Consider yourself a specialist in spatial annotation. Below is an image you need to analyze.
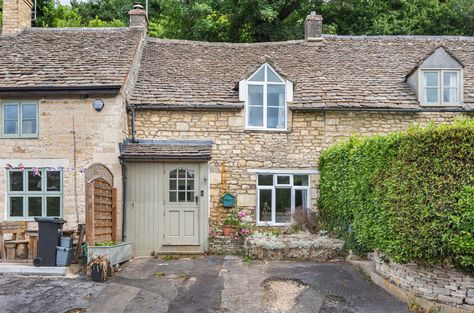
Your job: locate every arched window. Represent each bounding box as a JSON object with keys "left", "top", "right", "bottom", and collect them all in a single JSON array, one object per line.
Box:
[{"left": 242, "top": 64, "right": 289, "bottom": 130}]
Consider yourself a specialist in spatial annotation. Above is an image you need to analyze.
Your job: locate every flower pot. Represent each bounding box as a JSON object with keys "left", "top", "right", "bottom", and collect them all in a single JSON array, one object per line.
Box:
[
  {"left": 222, "top": 225, "right": 237, "bottom": 237},
  {"left": 91, "top": 263, "right": 108, "bottom": 282}
]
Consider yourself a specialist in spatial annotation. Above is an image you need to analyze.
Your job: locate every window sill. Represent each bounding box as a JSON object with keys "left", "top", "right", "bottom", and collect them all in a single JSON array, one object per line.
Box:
[
  {"left": 419, "top": 103, "right": 464, "bottom": 108},
  {"left": 244, "top": 128, "right": 290, "bottom": 134},
  {"left": 1, "top": 136, "right": 39, "bottom": 139},
  {"left": 256, "top": 222, "right": 291, "bottom": 227}
]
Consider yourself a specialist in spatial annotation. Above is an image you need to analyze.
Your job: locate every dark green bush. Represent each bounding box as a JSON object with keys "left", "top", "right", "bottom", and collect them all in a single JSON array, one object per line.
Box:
[{"left": 318, "top": 118, "right": 474, "bottom": 272}]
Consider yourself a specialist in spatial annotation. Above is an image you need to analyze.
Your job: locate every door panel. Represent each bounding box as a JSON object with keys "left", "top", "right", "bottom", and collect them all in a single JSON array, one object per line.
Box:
[{"left": 164, "top": 163, "right": 200, "bottom": 245}]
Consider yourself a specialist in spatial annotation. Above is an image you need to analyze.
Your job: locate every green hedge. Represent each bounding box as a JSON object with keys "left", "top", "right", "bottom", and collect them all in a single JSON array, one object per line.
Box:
[{"left": 318, "top": 119, "right": 474, "bottom": 272}]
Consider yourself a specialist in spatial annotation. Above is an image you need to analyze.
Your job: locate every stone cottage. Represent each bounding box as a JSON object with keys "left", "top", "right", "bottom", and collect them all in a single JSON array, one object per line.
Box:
[{"left": 0, "top": 1, "right": 473, "bottom": 256}]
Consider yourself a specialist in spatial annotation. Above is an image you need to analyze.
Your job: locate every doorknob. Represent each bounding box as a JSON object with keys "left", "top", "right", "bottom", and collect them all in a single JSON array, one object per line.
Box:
[{"left": 195, "top": 195, "right": 199, "bottom": 204}]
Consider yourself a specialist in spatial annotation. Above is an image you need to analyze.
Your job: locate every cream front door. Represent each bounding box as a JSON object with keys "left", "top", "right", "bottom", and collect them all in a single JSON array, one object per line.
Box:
[{"left": 163, "top": 164, "right": 200, "bottom": 245}]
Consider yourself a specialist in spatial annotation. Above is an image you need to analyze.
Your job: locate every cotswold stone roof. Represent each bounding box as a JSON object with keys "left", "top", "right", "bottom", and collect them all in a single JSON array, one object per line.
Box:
[
  {"left": 130, "top": 36, "right": 474, "bottom": 111},
  {"left": 0, "top": 27, "right": 143, "bottom": 90},
  {"left": 121, "top": 140, "right": 213, "bottom": 160}
]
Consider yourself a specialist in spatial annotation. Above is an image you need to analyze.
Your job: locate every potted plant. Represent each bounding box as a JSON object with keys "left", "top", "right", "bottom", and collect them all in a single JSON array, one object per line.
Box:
[
  {"left": 88, "top": 255, "right": 110, "bottom": 282},
  {"left": 222, "top": 211, "right": 239, "bottom": 236}
]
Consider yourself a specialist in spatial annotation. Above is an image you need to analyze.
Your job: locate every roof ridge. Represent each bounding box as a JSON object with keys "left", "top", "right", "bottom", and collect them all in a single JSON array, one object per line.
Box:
[
  {"left": 146, "top": 37, "right": 305, "bottom": 47},
  {"left": 25, "top": 27, "right": 131, "bottom": 32}
]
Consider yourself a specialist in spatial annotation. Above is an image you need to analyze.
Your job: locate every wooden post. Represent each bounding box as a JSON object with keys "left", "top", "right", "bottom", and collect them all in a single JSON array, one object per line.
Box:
[
  {"left": 86, "top": 183, "right": 95, "bottom": 245},
  {"left": 112, "top": 188, "right": 117, "bottom": 242}
]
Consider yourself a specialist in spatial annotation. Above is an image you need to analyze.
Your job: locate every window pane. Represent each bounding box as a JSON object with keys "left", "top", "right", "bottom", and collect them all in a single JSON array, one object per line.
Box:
[
  {"left": 4, "top": 104, "right": 18, "bottom": 120},
  {"left": 295, "top": 189, "right": 309, "bottom": 209},
  {"left": 170, "top": 179, "right": 177, "bottom": 190},
  {"left": 10, "top": 197, "right": 24, "bottom": 217},
  {"left": 187, "top": 192, "right": 194, "bottom": 202},
  {"left": 178, "top": 192, "right": 186, "bottom": 202},
  {"left": 186, "top": 170, "right": 194, "bottom": 178},
  {"left": 22, "top": 119, "right": 37, "bottom": 135},
  {"left": 425, "top": 88, "right": 438, "bottom": 103},
  {"left": 170, "top": 169, "right": 177, "bottom": 179},
  {"left": 443, "top": 71, "right": 458, "bottom": 88},
  {"left": 178, "top": 180, "right": 186, "bottom": 190},
  {"left": 28, "top": 171, "right": 42, "bottom": 191},
  {"left": 9, "top": 171, "right": 23, "bottom": 191},
  {"left": 22, "top": 104, "right": 37, "bottom": 119},
  {"left": 249, "top": 67, "right": 265, "bottom": 82},
  {"left": 47, "top": 197, "right": 61, "bottom": 216},
  {"left": 294, "top": 175, "right": 309, "bottom": 186},
  {"left": 187, "top": 179, "right": 194, "bottom": 191},
  {"left": 4, "top": 120, "right": 18, "bottom": 135},
  {"left": 249, "top": 85, "right": 263, "bottom": 106},
  {"left": 267, "top": 85, "right": 285, "bottom": 107},
  {"left": 424, "top": 72, "right": 438, "bottom": 87},
  {"left": 267, "top": 85, "right": 285, "bottom": 129},
  {"left": 267, "top": 68, "right": 283, "bottom": 83},
  {"left": 258, "top": 175, "right": 273, "bottom": 186},
  {"left": 275, "top": 188, "right": 291, "bottom": 223},
  {"left": 259, "top": 189, "right": 272, "bottom": 222},
  {"left": 47, "top": 171, "right": 61, "bottom": 191},
  {"left": 178, "top": 169, "right": 186, "bottom": 178},
  {"left": 443, "top": 87, "right": 459, "bottom": 103},
  {"left": 170, "top": 192, "right": 177, "bottom": 202},
  {"left": 276, "top": 176, "right": 290, "bottom": 185},
  {"left": 248, "top": 106, "right": 263, "bottom": 127},
  {"left": 28, "top": 197, "right": 42, "bottom": 217}
]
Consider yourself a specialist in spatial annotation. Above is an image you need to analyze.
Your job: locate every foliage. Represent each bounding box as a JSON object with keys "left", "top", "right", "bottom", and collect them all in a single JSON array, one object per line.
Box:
[
  {"left": 94, "top": 241, "right": 117, "bottom": 246},
  {"left": 2, "top": 0, "right": 474, "bottom": 41},
  {"left": 318, "top": 119, "right": 474, "bottom": 272},
  {"left": 286, "top": 208, "right": 320, "bottom": 234}
]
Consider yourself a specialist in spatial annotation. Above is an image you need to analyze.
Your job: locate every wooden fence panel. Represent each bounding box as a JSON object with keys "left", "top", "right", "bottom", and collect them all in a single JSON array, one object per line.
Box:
[{"left": 86, "top": 179, "right": 117, "bottom": 245}]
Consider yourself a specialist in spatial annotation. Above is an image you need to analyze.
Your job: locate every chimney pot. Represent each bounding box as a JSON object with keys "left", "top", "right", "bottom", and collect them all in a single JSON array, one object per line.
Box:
[
  {"left": 2, "top": 0, "right": 33, "bottom": 35},
  {"left": 305, "top": 11, "right": 323, "bottom": 42},
  {"left": 128, "top": 3, "right": 147, "bottom": 28}
]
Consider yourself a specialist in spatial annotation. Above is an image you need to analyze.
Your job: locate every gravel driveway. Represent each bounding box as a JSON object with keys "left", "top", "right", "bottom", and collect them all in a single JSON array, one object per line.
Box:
[{"left": 0, "top": 256, "right": 408, "bottom": 313}]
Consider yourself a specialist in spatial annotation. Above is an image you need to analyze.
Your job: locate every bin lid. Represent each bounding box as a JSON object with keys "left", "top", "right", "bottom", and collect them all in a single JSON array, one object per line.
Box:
[{"left": 34, "top": 217, "right": 67, "bottom": 224}]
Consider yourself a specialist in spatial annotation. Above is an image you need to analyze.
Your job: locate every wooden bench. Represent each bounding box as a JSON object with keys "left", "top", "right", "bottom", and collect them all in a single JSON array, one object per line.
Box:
[{"left": 0, "top": 221, "right": 29, "bottom": 260}]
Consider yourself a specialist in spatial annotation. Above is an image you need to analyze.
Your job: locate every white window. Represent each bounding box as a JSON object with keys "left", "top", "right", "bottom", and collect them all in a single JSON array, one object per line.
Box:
[
  {"left": 256, "top": 173, "right": 311, "bottom": 225},
  {"left": 421, "top": 70, "right": 461, "bottom": 105},
  {"left": 7, "top": 169, "right": 62, "bottom": 219},
  {"left": 244, "top": 64, "right": 288, "bottom": 130},
  {"left": 2, "top": 102, "right": 39, "bottom": 138}
]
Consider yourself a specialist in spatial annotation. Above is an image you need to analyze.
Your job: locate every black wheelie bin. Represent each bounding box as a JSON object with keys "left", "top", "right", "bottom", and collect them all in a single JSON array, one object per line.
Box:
[{"left": 33, "top": 217, "right": 66, "bottom": 266}]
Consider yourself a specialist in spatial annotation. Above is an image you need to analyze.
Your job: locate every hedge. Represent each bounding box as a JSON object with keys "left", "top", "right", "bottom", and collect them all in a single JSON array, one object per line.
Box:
[{"left": 318, "top": 119, "right": 474, "bottom": 272}]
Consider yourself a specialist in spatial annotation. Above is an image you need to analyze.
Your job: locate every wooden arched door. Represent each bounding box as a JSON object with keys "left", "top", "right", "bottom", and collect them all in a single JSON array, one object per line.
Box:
[{"left": 86, "top": 178, "right": 117, "bottom": 245}]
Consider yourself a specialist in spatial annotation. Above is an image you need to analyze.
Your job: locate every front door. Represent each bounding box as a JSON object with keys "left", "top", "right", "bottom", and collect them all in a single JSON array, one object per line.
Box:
[{"left": 163, "top": 164, "right": 200, "bottom": 245}]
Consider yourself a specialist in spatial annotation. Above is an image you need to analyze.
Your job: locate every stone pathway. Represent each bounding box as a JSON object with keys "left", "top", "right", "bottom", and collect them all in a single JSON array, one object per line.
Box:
[{"left": 0, "top": 256, "right": 409, "bottom": 313}]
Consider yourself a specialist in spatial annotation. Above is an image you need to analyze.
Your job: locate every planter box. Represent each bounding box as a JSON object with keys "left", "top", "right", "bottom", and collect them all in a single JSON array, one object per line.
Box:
[{"left": 87, "top": 242, "right": 133, "bottom": 265}]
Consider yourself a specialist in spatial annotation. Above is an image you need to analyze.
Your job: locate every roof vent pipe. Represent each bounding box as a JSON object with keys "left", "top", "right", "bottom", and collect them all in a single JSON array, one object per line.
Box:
[{"left": 305, "top": 11, "right": 323, "bottom": 42}]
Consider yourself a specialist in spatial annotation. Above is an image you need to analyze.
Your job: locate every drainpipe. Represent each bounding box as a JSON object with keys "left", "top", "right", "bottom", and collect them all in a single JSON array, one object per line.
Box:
[
  {"left": 120, "top": 156, "right": 128, "bottom": 242},
  {"left": 131, "top": 108, "right": 137, "bottom": 143}
]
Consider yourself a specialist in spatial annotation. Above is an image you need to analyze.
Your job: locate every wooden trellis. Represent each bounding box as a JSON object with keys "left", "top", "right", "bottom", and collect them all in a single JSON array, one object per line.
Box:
[{"left": 86, "top": 178, "right": 117, "bottom": 245}]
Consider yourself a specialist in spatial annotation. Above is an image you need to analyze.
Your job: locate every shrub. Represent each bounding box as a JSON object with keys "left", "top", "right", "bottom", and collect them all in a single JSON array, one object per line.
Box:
[{"left": 318, "top": 118, "right": 474, "bottom": 272}]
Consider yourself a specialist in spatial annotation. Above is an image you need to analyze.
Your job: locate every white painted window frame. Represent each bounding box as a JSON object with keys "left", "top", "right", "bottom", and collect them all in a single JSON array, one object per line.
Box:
[
  {"left": 419, "top": 69, "right": 463, "bottom": 106},
  {"left": 1, "top": 101, "right": 39, "bottom": 138},
  {"left": 256, "top": 173, "right": 311, "bottom": 226},
  {"left": 6, "top": 168, "right": 63, "bottom": 220},
  {"left": 243, "top": 64, "right": 291, "bottom": 131}
]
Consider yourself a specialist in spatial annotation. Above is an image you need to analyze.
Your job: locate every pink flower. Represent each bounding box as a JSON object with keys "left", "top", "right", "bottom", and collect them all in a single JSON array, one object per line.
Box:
[
  {"left": 32, "top": 167, "right": 41, "bottom": 177},
  {"left": 18, "top": 164, "right": 25, "bottom": 171},
  {"left": 237, "top": 210, "right": 247, "bottom": 219}
]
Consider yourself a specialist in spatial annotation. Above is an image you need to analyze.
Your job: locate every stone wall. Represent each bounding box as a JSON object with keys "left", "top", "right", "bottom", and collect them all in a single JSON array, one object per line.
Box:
[
  {"left": 0, "top": 94, "right": 128, "bottom": 238},
  {"left": 208, "top": 236, "right": 245, "bottom": 255},
  {"left": 370, "top": 252, "right": 474, "bottom": 310},
  {"left": 132, "top": 108, "right": 470, "bottom": 226}
]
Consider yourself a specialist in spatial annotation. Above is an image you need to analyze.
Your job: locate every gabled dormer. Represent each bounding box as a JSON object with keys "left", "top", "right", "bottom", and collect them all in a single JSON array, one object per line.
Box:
[
  {"left": 407, "top": 47, "right": 464, "bottom": 107},
  {"left": 239, "top": 63, "right": 293, "bottom": 131}
]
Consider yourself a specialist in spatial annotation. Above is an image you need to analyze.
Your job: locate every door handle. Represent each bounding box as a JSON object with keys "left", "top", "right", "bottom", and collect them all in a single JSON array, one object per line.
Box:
[{"left": 195, "top": 195, "right": 199, "bottom": 204}]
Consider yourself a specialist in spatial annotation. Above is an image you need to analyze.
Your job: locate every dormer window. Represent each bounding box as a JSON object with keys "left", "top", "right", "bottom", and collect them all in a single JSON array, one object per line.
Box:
[
  {"left": 239, "top": 64, "right": 292, "bottom": 131},
  {"left": 421, "top": 70, "right": 461, "bottom": 105}
]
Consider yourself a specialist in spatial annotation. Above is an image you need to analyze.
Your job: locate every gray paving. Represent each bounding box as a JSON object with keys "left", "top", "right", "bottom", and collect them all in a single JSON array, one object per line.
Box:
[{"left": 0, "top": 256, "right": 408, "bottom": 313}]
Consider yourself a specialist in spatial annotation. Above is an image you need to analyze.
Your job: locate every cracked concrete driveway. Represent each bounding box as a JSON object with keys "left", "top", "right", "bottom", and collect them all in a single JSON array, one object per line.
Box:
[{"left": 0, "top": 256, "right": 408, "bottom": 313}]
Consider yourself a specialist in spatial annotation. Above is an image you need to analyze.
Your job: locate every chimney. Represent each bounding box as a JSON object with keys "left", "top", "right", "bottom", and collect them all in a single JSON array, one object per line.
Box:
[
  {"left": 128, "top": 3, "right": 147, "bottom": 28},
  {"left": 2, "top": 0, "right": 33, "bottom": 35},
  {"left": 304, "top": 11, "right": 323, "bottom": 41}
]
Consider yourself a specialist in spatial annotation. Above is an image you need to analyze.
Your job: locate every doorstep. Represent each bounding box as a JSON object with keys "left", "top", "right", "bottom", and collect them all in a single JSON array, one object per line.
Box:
[{"left": 0, "top": 263, "right": 73, "bottom": 276}]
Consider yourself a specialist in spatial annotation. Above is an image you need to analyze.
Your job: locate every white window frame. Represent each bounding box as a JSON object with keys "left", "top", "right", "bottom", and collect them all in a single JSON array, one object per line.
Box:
[
  {"left": 256, "top": 173, "right": 311, "bottom": 226},
  {"left": 1, "top": 101, "right": 39, "bottom": 138},
  {"left": 419, "top": 69, "right": 463, "bottom": 106},
  {"left": 243, "top": 64, "right": 289, "bottom": 131},
  {"left": 6, "top": 168, "right": 63, "bottom": 220}
]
